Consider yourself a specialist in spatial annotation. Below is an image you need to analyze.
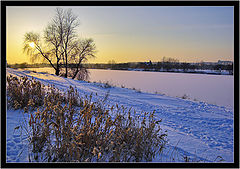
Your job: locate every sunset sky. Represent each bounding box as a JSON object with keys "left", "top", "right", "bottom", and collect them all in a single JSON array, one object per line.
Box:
[{"left": 6, "top": 6, "right": 234, "bottom": 64}]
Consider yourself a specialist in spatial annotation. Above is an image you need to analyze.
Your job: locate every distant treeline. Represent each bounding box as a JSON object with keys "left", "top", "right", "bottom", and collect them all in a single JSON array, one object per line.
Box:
[
  {"left": 8, "top": 60, "right": 233, "bottom": 75},
  {"left": 84, "top": 61, "right": 233, "bottom": 74},
  {"left": 7, "top": 62, "right": 52, "bottom": 69}
]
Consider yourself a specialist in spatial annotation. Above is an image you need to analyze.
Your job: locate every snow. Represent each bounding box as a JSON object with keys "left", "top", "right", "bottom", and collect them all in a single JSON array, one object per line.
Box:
[
  {"left": 6, "top": 68, "right": 234, "bottom": 163},
  {"left": 6, "top": 109, "right": 29, "bottom": 162},
  {"left": 21, "top": 67, "right": 234, "bottom": 108}
]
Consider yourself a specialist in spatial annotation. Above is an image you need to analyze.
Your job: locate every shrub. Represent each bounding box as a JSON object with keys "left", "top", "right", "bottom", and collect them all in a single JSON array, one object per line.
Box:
[
  {"left": 95, "top": 81, "right": 113, "bottom": 89},
  {"left": 181, "top": 94, "right": 189, "bottom": 99},
  {"left": 7, "top": 75, "right": 81, "bottom": 110},
  {"left": 27, "top": 98, "right": 167, "bottom": 162},
  {"left": 7, "top": 75, "right": 45, "bottom": 110},
  {"left": 132, "top": 87, "right": 141, "bottom": 93},
  {"left": 103, "top": 81, "right": 112, "bottom": 88},
  {"left": 60, "top": 67, "right": 89, "bottom": 81}
]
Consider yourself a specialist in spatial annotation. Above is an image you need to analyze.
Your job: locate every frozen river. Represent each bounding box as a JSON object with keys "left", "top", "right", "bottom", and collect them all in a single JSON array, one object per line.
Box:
[{"left": 21, "top": 67, "right": 234, "bottom": 109}]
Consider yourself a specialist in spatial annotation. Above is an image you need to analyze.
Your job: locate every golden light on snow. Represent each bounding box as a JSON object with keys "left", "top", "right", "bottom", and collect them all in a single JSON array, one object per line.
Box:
[{"left": 29, "top": 42, "right": 35, "bottom": 48}]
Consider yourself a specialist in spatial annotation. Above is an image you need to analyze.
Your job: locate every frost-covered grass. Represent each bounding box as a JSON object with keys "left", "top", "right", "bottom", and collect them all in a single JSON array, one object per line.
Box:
[{"left": 7, "top": 75, "right": 167, "bottom": 162}]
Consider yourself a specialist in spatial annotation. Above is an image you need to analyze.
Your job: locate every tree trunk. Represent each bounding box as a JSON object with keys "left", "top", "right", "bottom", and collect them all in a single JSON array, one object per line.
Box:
[
  {"left": 65, "top": 60, "right": 68, "bottom": 78},
  {"left": 72, "top": 58, "right": 84, "bottom": 79},
  {"left": 72, "top": 67, "right": 79, "bottom": 79},
  {"left": 55, "top": 67, "right": 60, "bottom": 76},
  {"left": 64, "top": 45, "right": 68, "bottom": 78}
]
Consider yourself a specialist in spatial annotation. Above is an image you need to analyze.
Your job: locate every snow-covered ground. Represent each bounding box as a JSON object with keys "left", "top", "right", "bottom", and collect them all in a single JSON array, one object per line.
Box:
[{"left": 6, "top": 68, "right": 234, "bottom": 163}]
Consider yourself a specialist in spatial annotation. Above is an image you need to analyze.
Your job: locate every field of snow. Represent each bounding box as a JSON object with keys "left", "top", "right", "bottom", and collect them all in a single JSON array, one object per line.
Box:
[{"left": 6, "top": 68, "right": 234, "bottom": 163}]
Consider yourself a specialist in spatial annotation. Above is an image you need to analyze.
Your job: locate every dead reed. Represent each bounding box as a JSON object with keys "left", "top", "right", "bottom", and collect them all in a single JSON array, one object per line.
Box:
[{"left": 7, "top": 75, "right": 167, "bottom": 162}]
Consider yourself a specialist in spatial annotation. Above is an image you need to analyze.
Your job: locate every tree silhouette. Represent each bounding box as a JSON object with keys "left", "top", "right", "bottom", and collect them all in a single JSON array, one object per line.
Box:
[
  {"left": 23, "top": 32, "right": 58, "bottom": 73},
  {"left": 68, "top": 38, "right": 96, "bottom": 79},
  {"left": 23, "top": 8, "right": 96, "bottom": 79}
]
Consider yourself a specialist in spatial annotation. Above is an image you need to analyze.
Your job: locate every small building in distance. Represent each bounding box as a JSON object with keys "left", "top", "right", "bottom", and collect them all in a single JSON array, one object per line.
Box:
[{"left": 217, "top": 60, "right": 233, "bottom": 65}]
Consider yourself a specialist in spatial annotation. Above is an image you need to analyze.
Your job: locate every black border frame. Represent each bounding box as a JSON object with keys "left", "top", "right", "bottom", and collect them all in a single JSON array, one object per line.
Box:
[{"left": 1, "top": 1, "right": 239, "bottom": 168}]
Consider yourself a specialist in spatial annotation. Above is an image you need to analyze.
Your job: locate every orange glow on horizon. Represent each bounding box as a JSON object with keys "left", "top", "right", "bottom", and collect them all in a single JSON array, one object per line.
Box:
[{"left": 6, "top": 6, "right": 234, "bottom": 65}]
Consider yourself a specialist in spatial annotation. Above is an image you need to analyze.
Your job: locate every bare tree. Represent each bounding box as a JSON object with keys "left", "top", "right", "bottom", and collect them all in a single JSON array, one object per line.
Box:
[
  {"left": 43, "top": 8, "right": 65, "bottom": 76},
  {"left": 23, "top": 32, "right": 59, "bottom": 74},
  {"left": 23, "top": 9, "right": 65, "bottom": 76},
  {"left": 44, "top": 8, "right": 79, "bottom": 77},
  {"left": 162, "top": 56, "right": 179, "bottom": 63},
  {"left": 60, "top": 8, "right": 79, "bottom": 78},
  {"left": 68, "top": 38, "right": 96, "bottom": 80},
  {"left": 23, "top": 8, "right": 96, "bottom": 79}
]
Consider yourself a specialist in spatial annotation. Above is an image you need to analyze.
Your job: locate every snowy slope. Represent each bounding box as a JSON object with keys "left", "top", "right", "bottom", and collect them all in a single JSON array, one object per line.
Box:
[{"left": 6, "top": 68, "right": 234, "bottom": 162}]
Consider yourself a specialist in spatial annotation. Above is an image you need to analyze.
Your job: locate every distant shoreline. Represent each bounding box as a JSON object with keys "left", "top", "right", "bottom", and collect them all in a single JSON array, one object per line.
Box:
[
  {"left": 7, "top": 60, "right": 233, "bottom": 76},
  {"left": 88, "top": 68, "right": 233, "bottom": 76},
  {"left": 16, "top": 67, "right": 233, "bottom": 76}
]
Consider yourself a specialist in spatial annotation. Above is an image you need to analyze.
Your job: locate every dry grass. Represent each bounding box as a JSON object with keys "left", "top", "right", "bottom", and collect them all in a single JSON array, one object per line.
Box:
[
  {"left": 7, "top": 75, "right": 45, "bottom": 110},
  {"left": 7, "top": 75, "right": 167, "bottom": 162}
]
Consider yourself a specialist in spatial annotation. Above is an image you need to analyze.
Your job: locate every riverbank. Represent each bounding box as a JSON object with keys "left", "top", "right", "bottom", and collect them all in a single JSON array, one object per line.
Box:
[
  {"left": 17, "top": 67, "right": 234, "bottom": 108},
  {"left": 6, "top": 68, "right": 234, "bottom": 162}
]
